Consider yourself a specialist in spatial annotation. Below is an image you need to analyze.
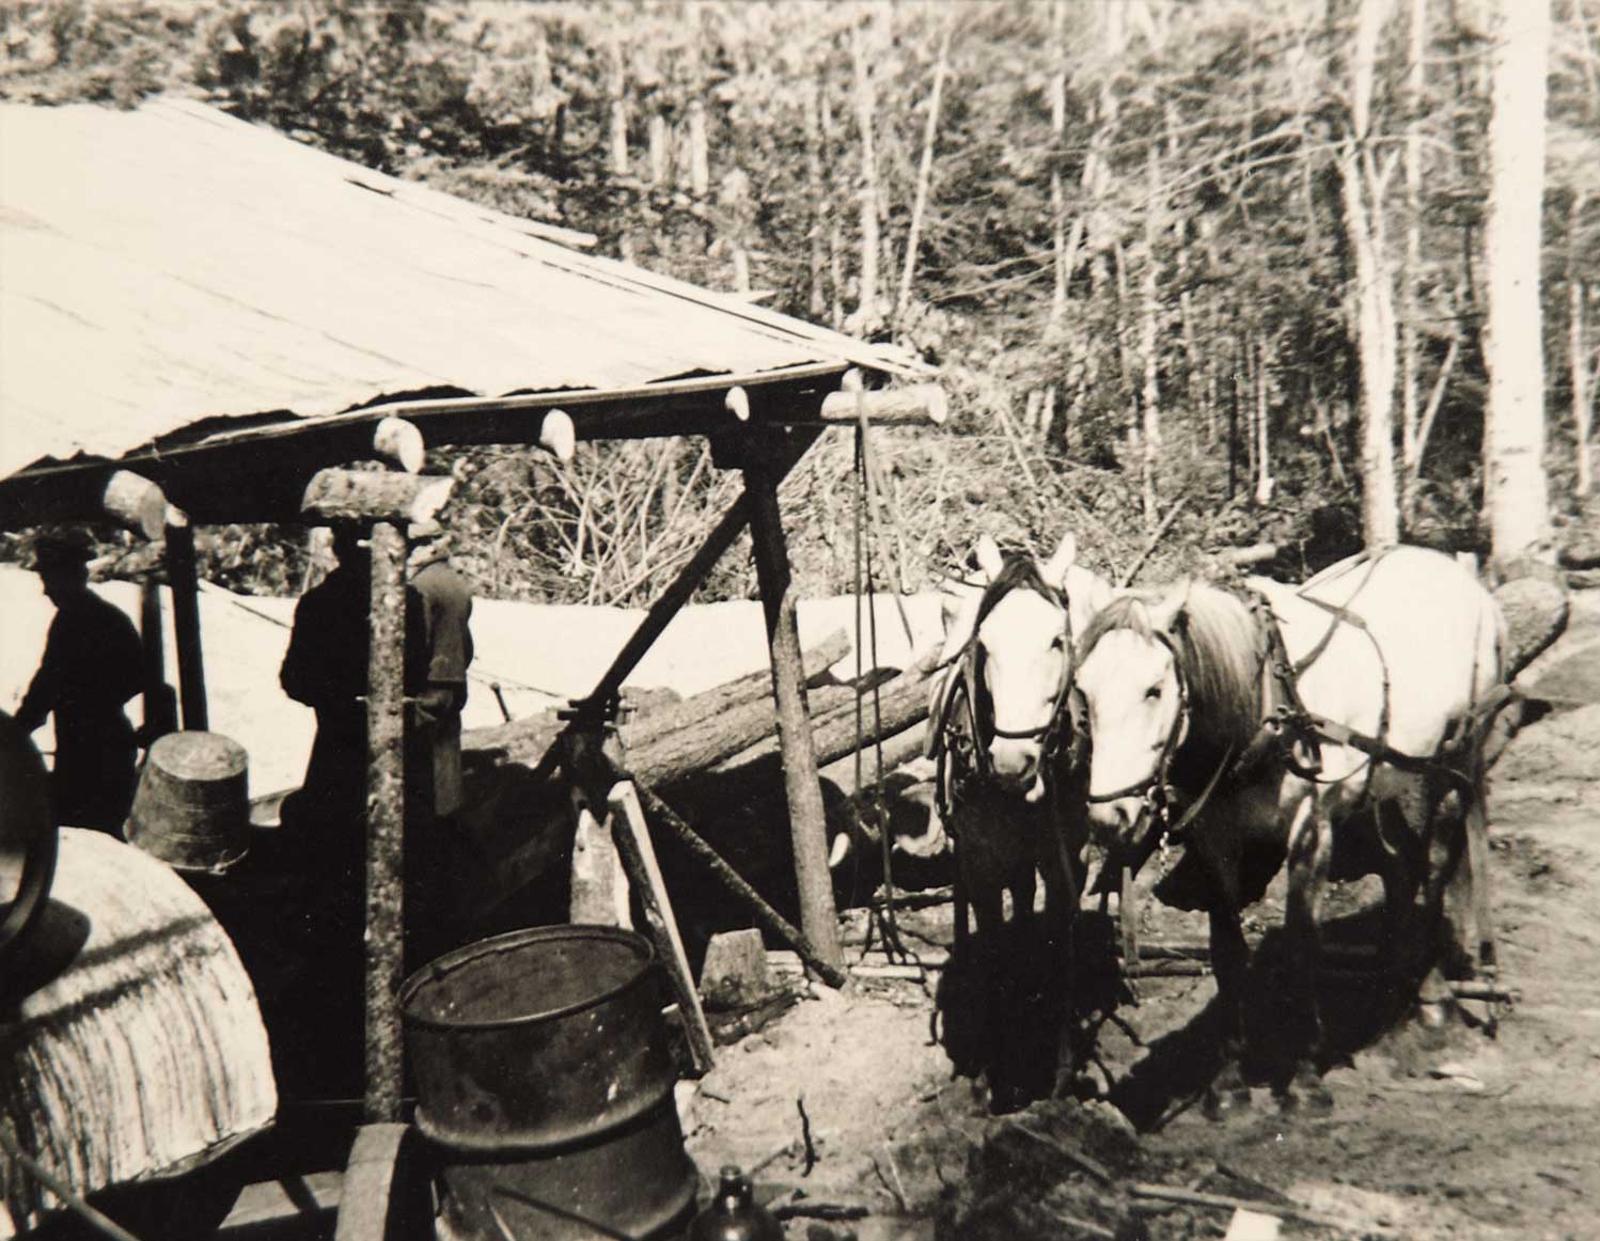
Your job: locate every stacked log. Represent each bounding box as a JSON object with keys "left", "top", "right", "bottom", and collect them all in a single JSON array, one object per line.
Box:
[{"left": 454, "top": 631, "right": 937, "bottom": 913}]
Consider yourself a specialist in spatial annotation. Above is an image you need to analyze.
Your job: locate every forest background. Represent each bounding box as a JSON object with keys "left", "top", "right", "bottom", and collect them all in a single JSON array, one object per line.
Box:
[{"left": 2, "top": 0, "right": 1596, "bottom": 603}]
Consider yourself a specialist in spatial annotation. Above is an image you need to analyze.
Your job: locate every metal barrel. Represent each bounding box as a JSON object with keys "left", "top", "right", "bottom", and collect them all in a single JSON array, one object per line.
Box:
[{"left": 400, "top": 925, "right": 698, "bottom": 1240}]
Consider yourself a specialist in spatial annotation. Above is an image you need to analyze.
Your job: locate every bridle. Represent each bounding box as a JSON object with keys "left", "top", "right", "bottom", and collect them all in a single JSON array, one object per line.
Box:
[
  {"left": 1084, "top": 629, "right": 1192, "bottom": 859},
  {"left": 933, "top": 570, "right": 1078, "bottom": 804}
]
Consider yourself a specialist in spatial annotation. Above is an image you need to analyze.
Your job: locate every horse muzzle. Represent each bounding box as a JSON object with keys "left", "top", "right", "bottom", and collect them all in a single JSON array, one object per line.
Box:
[
  {"left": 987, "top": 739, "right": 1046, "bottom": 801},
  {"left": 1086, "top": 794, "right": 1141, "bottom": 841}
]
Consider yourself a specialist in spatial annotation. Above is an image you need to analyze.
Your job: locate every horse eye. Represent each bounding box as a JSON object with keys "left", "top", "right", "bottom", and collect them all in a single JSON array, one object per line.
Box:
[
  {"left": 1144, "top": 684, "right": 1162, "bottom": 702},
  {"left": 1050, "top": 635, "right": 1066, "bottom": 652}
]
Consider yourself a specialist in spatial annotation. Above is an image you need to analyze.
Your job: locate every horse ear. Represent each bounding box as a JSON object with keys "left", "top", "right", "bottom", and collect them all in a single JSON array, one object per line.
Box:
[
  {"left": 974, "top": 534, "right": 1004, "bottom": 581},
  {"left": 1041, "top": 530, "right": 1078, "bottom": 588},
  {"left": 1149, "top": 581, "right": 1190, "bottom": 632}
]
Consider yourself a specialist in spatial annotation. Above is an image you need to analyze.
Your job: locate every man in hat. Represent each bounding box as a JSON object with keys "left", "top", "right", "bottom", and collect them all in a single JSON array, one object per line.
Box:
[
  {"left": 279, "top": 519, "right": 473, "bottom": 960},
  {"left": 400, "top": 517, "right": 474, "bottom": 966},
  {"left": 279, "top": 522, "right": 372, "bottom": 858},
  {"left": 15, "top": 531, "right": 144, "bottom": 831}
]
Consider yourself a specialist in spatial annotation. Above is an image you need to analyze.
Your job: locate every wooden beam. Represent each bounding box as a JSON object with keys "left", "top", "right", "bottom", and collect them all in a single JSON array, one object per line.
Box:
[
  {"left": 564, "top": 427, "right": 822, "bottom": 723},
  {"left": 744, "top": 456, "right": 844, "bottom": 973},
  {"left": 301, "top": 469, "right": 454, "bottom": 525},
  {"left": 100, "top": 470, "right": 168, "bottom": 539},
  {"left": 363, "top": 519, "right": 407, "bottom": 1124},
  {"left": 0, "top": 367, "right": 859, "bottom": 529},
  {"left": 165, "top": 515, "right": 209, "bottom": 732},
  {"left": 813, "top": 382, "right": 948, "bottom": 426}
]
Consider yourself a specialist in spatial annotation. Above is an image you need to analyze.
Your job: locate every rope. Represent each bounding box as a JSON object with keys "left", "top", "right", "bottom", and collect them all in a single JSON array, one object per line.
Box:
[{"left": 851, "top": 395, "right": 917, "bottom": 971}]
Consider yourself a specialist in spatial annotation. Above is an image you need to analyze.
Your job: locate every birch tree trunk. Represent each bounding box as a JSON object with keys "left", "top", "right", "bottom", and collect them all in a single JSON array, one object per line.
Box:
[
  {"left": 1256, "top": 336, "right": 1274, "bottom": 505},
  {"left": 1048, "top": 0, "right": 1068, "bottom": 328},
  {"left": 648, "top": 111, "right": 670, "bottom": 186},
  {"left": 1399, "top": 0, "right": 1427, "bottom": 518},
  {"left": 823, "top": 88, "right": 845, "bottom": 328},
  {"left": 851, "top": 15, "right": 882, "bottom": 325},
  {"left": 896, "top": 15, "right": 952, "bottom": 327},
  {"left": 607, "top": 29, "right": 629, "bottom": 177},
  {"left": 1140, "top": 142, "right": 1163, "bottom": 528},
  {"left": 1483, "top": 0, "right": 1553, "bottom": 571},
  {"left": 1342, "top": 0, "right": 1401, "bottom": 550},
  {"left": 805, "top": 77, "right": 827, "bottom": 319},
  {"left": 1570, "top": 196, "right": 1593, "bottom": 500}
]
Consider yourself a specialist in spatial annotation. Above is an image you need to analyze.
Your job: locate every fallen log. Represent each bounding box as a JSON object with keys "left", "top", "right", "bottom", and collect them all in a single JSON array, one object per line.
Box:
[
  {"left": 464, "top": 628, "right": 850, "bottom": 768},
  {"left": 713, "top": 657, "right": 935, "bottom": 777},
  {"left": 1494, "top": 571, "right": 1569, "bottom": 680}
]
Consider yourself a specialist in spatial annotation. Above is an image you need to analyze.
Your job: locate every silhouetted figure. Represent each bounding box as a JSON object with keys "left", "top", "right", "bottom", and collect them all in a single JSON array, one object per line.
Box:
[
  {"left": 15, "top": 532, "right": 142, "bottom": 833},
  {"left": 278, "top": 520, "right": 473, "bottom": 954}
]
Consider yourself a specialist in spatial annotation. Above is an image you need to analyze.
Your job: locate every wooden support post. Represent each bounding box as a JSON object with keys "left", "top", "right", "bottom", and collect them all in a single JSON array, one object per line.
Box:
[
  {"left": 745, "top": 459, "right": 844, "bottom": 973},
  {"left": 164, "top": 516, "right": 209, "bottom": 732},
  {"left": 607, "top": 780, "right": 716, "bottom": 1075},
  {"left": 138, "top": 577, "right": 175, "bottom": 742},
  {"left": 635, "top": 782, "right": 849, "bottom": 989},
  {"left": 585, "top": 429, "right": 822, "bottom": 714},
  {"left": 569, "top": 788, "right": 630, "bottom": 927},
  {"left": 363, "top": 519, "right": 408, "bottom": 1124}
]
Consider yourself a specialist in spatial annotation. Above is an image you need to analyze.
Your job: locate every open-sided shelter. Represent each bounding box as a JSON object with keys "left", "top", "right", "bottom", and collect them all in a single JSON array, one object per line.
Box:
[{"left": 0, "top": 95, "right": 944, "bottom": 1232}]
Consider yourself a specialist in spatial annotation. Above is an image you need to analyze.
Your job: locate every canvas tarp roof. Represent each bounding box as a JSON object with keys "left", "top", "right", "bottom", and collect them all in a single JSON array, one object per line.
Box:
[{"left": 0, "top": 96, "right": 915, "bottom": 481}]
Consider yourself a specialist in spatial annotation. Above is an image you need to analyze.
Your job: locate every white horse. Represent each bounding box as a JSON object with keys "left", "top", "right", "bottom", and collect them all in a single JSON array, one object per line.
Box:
[
  {"left": 928, "top": 530, "right": 1114, "bottom": 936},
  {"left": 1073, "top": 547, "right": 1505, "bottom": 1114},
  {"left": 926, "top": 531, "right": 1115, "bottom": 1107}
]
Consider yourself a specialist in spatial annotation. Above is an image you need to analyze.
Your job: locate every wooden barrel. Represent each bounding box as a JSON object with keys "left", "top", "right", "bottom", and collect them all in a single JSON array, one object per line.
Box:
[
  {"left": 126, "top": 731, "right": 249, "bottom": 873},
  {"left": 0, "top": 829, "right": 276, "bottom": 1238}
]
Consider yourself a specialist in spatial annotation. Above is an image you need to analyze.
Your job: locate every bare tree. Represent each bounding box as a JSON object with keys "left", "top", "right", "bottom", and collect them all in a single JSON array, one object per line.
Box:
[
  {"left": 1483, "top": 0, "right": 1553, "bottom": 570},
  {"left": 1342, "top": 0, "right": 1402, "bottom": 550}
]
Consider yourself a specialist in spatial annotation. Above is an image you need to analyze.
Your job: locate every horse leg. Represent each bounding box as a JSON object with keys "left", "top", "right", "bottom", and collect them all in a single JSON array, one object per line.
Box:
[
  {"left": 1035, "top": 814, "right": 1085, "bottom": 1099},
  {"left": 1281, "top": 800, "right": 1334, "bottom": 1114},
  {"left": 1463, "top": 768, "right": 1497, "bottom": 982},
  {"left": 1203, "top": 903, "right": 1253, "bottom": 1120}
]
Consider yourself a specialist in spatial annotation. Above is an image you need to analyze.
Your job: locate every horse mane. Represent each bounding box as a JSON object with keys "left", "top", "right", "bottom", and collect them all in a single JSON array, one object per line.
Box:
[
  {"left": 973, "top": 552, "right": 1062, "bottom": 634},
  {"left": 1081, "top": 582, "right": 1263, "bottom": 764}
]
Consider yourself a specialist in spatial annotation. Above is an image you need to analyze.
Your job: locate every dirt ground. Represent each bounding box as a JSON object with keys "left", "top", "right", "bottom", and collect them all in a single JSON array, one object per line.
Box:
[{"left": 682, "top": 587, "right": 1600, "bottom": 1240}]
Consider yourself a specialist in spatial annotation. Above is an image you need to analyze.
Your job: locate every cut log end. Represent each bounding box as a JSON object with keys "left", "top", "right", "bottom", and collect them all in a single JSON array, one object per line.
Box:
[{"left": 539, "top": 409, "right": 577, "bottom": 462}]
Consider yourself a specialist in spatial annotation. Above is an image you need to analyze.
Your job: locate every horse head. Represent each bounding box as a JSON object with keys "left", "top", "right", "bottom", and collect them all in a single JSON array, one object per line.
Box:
[
  {"left": 1076, "top": 584, "right": 1192, "bottom": 842},
  {"left": 1077, "top": 580, "right": 1263, "bottom": 850},
  {"left": 951, "top": 530, "right": 1084, "bottom": 802}
]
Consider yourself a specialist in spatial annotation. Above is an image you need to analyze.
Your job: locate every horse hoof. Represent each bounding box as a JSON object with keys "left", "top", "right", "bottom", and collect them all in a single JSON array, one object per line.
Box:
[
  {"left": 1202, "top": 1084, "right": 1252, "bottom": 1122},
  {"left": 1279, "top": 1067, "right": 1334, "bottom": 1116},
  {"left": 1417, "top": 999, "right": 1452, "bottom": 1030}
]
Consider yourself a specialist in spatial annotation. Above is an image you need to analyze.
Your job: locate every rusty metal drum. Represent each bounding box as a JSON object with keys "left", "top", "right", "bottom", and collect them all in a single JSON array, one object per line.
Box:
[
  {"left": 125, "top": 731, "right": 249, "bottom": 873},
  {"left": 401, "top": 925, "right": 697, "bottom": 1240}
]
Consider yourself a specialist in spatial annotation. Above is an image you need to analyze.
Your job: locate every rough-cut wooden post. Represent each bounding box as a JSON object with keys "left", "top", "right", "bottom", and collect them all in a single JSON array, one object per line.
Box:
[
  {"left": 608, "top": 780, "right": 716, "bottom": 1074},
  {"left": 164, "top": 516, "right": 209, "bottom": 732},
  {"left": 569, "top": 788, "right": 630, "bottom": 927},
  {"left": 364, "top": 519, "right": 407, "bottom": 1124},
  {"left": 743, "top": 458, "right": 843, "bottom": 973},
  {"left": 138, "top": 577, "right": 170, "bottom": 740}
]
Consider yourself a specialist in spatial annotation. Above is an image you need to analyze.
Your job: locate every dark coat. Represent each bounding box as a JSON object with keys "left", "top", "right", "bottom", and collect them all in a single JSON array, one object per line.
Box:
[
  {"left": 278, "top": 554, "right": 474, "bottom": 829},
  {"left": 17, "top": 590, "right": 143, "bottom": 831}
]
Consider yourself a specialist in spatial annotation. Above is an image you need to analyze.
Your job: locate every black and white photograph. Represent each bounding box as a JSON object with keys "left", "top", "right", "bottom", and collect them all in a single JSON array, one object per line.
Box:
[{"left": 0, "top": 1, "right": 1596, "bottom": 1237}]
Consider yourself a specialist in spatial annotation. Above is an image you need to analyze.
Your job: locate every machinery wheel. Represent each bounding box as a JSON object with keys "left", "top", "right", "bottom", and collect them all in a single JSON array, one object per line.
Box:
[{"left": 0, "top": 711, "right": 57, "bottom": 973}]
